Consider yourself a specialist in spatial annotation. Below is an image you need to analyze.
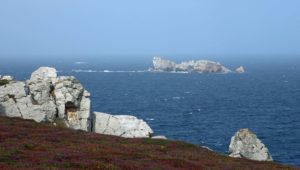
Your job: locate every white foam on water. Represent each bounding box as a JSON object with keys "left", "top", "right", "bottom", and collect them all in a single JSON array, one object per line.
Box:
[
  {"left": 146, "top": 118, "right": 155, "bottom": 121},
  {"left": 74, "top": 61, "right": 87, "bottom": 64}
]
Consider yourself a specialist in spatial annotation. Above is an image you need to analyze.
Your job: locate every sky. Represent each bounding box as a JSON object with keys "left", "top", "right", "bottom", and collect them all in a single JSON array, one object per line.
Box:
[{"left": 0, "top": 0, "right": 300, "bottom": 60}]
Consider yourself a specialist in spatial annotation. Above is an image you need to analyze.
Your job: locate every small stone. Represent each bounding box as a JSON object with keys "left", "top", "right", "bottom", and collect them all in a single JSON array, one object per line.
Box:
[{"left": 152, "top": 136, "right": 167, "bottom": 140}]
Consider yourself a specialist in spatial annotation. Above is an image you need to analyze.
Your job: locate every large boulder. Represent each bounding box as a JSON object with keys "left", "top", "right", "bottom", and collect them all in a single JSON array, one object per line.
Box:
[
  {"left": 0, "top": 67, "right": 92, "bottom": 131},
  {"left": 229, "top": 129, "right": 273, "bottom": 161},
  {"left": 93, "top": 112, "right": 153, "bottom": 138}
]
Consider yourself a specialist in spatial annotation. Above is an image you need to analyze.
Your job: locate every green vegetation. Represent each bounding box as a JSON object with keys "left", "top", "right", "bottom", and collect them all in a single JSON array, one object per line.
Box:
[{"left": 0, "top": 79, "right": 9, "bottom": 86}]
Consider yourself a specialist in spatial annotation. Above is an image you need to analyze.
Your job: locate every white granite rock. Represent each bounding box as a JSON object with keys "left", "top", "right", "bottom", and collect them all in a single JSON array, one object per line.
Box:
[
  {"left": 0, "top": 67, "right": 92, "bottom": 131},
  {"left": 30, "top": 67, "right": 57, "bottom": 84},
  {"left": 93, "top": 112, "right": 153, "bottom": 138},
  {"left": 229, "top": 128, "right": 273, "bottom": 161},
  {"left": 54, "top": 76, "right": 91, "bottom": 131},
  {"left": 1, "top": 75, "right": 14, "bottom": 81}
]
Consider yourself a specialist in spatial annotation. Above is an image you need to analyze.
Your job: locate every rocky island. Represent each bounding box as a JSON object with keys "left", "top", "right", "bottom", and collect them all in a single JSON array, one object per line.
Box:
[{"left": 151, "top": 56, "right": 232, "bottom": 73}]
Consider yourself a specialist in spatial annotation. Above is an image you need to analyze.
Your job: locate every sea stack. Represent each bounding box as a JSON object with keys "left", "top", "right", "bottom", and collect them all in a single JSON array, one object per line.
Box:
[
  {"left": 235, "top": 66, "right": 245, "bottom": 73},
  {"left": 229, "top": 129, "right": 273, "bottom": 161}
]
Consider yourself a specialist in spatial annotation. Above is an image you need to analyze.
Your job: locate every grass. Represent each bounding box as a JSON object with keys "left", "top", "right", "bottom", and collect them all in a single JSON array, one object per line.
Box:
[{"left": 0, "top": 116, "right": 297, "bottom": 170}]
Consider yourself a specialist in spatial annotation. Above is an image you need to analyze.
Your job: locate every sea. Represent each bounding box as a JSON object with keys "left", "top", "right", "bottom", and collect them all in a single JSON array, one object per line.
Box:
[{"left": 1, "top": 56, "right": 300, "bottom": 166}]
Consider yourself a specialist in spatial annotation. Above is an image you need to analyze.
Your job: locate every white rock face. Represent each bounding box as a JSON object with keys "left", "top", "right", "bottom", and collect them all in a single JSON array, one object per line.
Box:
[
  {"left": 152, "top": 57, "right": 231, "bottom": 73},
  {"left": 30, "top": 67, "right": 57, "bottom": 84},
  {"left": 235, "top": 66, "right": 245, "bottom": 73},
  {"left": 54, "top": 76, "right": 91, "bottom": 131},
  {"left": 229, "top": 129, "right": 273, "bottom": 161},
  {"left": 153, "top": 56, "right": 176, "bottom": 72},
  {"left": 93, "top": 112, "right": 153, "bottom": 138},
  {"left": 0, "top": 67, "right": 92, "bottom": 131}
]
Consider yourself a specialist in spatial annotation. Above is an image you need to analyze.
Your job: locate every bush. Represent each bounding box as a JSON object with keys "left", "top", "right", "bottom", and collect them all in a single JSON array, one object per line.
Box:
[{"left": 0, "top": 79, "right": 9, "bottom": 86}]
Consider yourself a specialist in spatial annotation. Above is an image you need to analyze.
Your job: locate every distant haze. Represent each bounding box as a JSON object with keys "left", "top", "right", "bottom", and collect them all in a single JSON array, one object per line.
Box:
[{"left": 0, "top": 0, "right": 300, "bottom": 60}]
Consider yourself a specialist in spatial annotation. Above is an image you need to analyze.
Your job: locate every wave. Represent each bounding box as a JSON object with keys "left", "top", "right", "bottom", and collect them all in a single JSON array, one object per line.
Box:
[{"left": 74, "top": 61, "right": 87, "bottom": 65}]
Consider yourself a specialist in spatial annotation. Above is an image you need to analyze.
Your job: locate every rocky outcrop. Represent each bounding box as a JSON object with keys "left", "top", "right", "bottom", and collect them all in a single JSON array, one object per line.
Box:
[
  {"left": 229, "top": 129, "right": 273, "bottom": 161},
  {"left": 152, "top": 56, "right": 231, "bottom": 73},
  {"left": 235, "top": 66, "right": 245, "bottom": 73},
  {"left": 93, "top": 112, "right": 153, "bottom": 138},
  {"left": 0, "top": 67, "right": 92, "bottom": 131}
]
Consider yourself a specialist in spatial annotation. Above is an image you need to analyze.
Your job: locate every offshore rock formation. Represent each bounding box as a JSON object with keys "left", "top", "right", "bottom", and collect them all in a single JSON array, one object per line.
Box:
[
  {"left": 235, "top": 66, "right": 245, "bottom": 73},
  {"left": 229, "top": 129, "right": 273, "bottom": 161},
  {"left": 0, "top": 67, "right": 92, "bottom": 131},
  {"left": 93, "top": 112, "right": 153, "bottom": 138},
  {"left": 152, "top": 56, "right": 231, "bottom": 73}
]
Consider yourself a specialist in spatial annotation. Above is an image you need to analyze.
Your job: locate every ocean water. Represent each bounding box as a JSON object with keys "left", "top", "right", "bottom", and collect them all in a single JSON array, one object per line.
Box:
[{"left": 1, "top": 58, "right": 300, "bottom": 166}]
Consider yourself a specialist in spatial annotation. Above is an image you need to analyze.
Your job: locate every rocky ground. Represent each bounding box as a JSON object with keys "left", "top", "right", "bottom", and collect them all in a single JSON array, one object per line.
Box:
[{"left": 0, "top": 116, "right": 296, "bottom": 170}]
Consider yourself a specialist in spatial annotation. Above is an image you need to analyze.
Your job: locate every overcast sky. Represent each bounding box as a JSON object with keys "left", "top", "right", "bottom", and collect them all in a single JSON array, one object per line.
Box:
[{"left": 0, "top": 0, "right": 300, "bottom": 59}]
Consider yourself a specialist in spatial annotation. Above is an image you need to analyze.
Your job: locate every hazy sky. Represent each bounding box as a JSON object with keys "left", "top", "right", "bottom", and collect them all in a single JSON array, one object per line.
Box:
[{"left": 0, "top": 0, "right": 300, "bottom": 59}]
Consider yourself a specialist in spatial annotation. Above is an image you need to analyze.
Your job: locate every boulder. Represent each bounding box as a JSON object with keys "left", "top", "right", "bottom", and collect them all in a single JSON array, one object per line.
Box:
[
  {"left": 235, "top": 66, "right": 245, "bottom": 73},
  {"left": 93, "top": 112, "right": 153, "bottom": 138},
  {"left": 229, "top": 129, "right": 273, "bottom": 161}
]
